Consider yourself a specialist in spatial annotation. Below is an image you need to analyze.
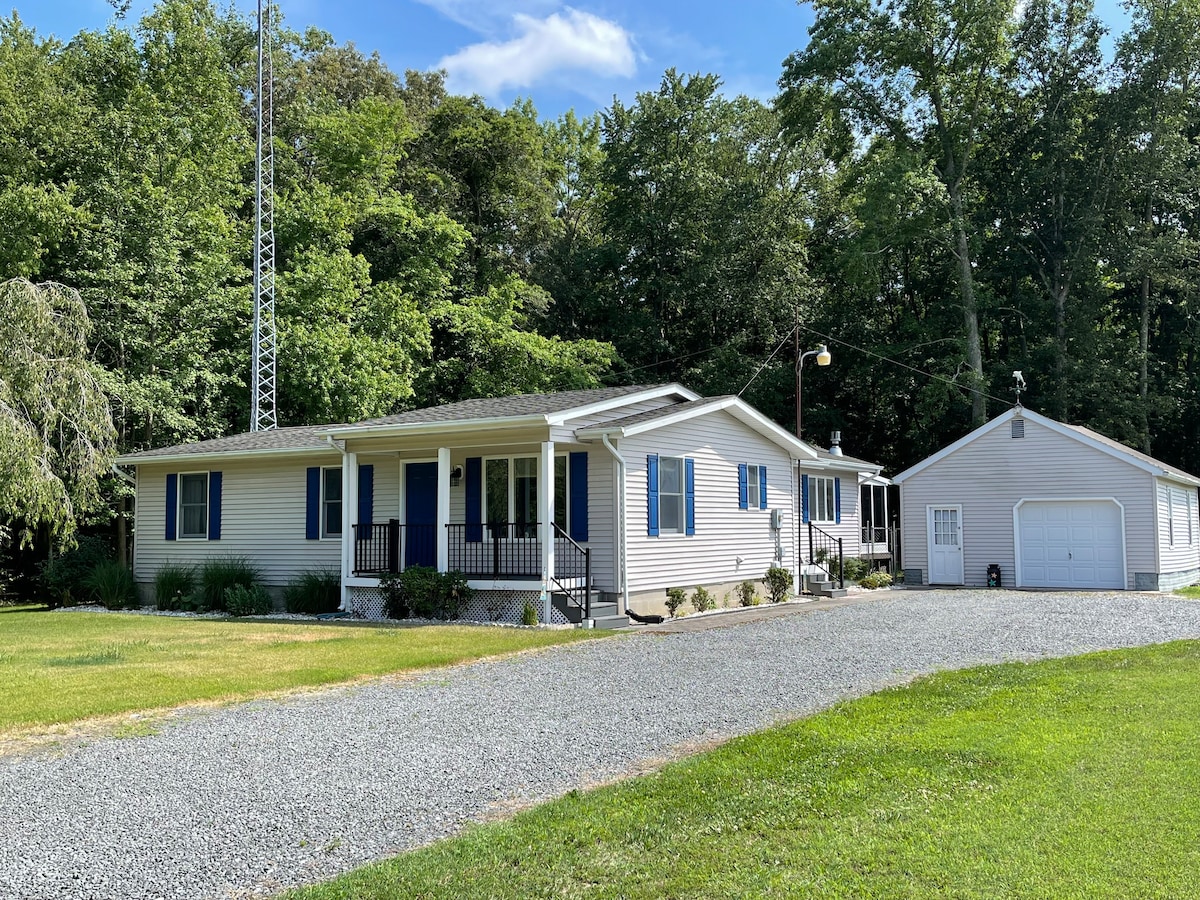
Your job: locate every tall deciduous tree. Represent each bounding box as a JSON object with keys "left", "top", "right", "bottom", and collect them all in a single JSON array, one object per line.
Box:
[{"left": 782, "top": 0, "right": 1017, "bottom": 426}]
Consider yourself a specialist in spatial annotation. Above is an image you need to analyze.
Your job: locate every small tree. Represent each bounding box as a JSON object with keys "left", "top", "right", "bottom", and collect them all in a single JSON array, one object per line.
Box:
[{"left": 0, "top": 280, "right": 115, "bottom": 545}]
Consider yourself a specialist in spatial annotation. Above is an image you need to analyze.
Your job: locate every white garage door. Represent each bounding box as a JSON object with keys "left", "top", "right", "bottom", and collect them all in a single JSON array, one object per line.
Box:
[{"left": 1017, "top": 500, "right": 1124, "bottom": 589}]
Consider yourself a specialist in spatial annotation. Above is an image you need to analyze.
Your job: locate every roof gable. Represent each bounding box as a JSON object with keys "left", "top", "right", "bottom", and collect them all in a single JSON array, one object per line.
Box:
[
  {"left": 575, "top": 395, "right": 822, "bottom": 461},
  {"left": 893, "top": 407, "right": 1200, "bottom": 486}
]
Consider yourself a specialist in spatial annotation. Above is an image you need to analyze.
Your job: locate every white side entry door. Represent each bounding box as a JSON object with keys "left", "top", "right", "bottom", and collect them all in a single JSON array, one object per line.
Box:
[{"left": 927, "top": 505, "right": 964, "bottom": 584}]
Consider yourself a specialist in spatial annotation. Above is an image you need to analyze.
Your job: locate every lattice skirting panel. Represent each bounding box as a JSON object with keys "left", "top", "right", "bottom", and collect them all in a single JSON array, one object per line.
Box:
[
  {"left": 461, "top": 591, "right": 570, "bottom": 626},
  {"left": 346, "top": 586, "right": 569, "bottom": 625},
  {"left": 347, "top": 585, "right": 387, "bottom": 620}
]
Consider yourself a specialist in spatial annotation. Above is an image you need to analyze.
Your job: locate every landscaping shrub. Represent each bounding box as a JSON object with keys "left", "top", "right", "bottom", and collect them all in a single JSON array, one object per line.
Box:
[
  {"left": 39, "top": 535, "right": 112, "bottom": 608},
  {"left": 283, "top": 568, "right": 341, "bottom": 615},
  {"left": 735, "top": 580, "right": 760, "bottom": 607},
  {"left": 83, "top": 561, "right": 140, "bottom": 610},
  {"left": 224, "top": 583, "right": 274, "bottom": 617},
  {"left": 859, "top": 571, "right": 893, "bottom": 589},
  {"left": 665, "top": 587, "right": 687, "bottom": 618},
  {"left": 198, "top": 556, "right": 261, "bottom": 612},
  {"left": 690, "top": 585, "right": 716, "bottom": 613},
  {"left": 843, "top": 557, "right": 870, "bottom": 583},
  {"left": 383, "top": 568, "right": 474, "bottom": 620},
  {"left": 521, "top": 600, "right": 540, "bottom": 626},
  {"left": 379, "top": 572, "right": 407, "bottom": 619},
  {"left": 154, "top": 563, "right": 196, "bottom": 611},
  {"left": 764, "top": 564, "right": 793, "bottom": 603}
]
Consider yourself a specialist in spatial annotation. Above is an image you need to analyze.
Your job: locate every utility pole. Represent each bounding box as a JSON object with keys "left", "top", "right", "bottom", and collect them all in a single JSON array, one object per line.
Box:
[{"left": 250, "top": 0, "right": 277, "bottom": 432}]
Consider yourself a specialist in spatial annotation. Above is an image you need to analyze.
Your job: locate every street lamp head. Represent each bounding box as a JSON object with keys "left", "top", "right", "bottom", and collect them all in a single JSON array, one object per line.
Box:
[{"left": 816, "top": 345, "right": 831, "bottom": 366}]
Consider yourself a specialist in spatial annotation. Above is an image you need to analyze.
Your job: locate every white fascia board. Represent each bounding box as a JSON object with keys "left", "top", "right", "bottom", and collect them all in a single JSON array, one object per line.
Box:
[
  {"left": 802, "top": 457, "right": 885, "bottom": 476},
  {"left": 577, "top": 396, "right": 820, "bottom": 461},
  {"left": 546, "top": 383, "right": 700, "bottom": 426},
  {"left": 319, "top": 414, "right": 548, "bottom": 440},
  {"left": 892, "top": 409, "right": 1017, "bottom": 483},
  {"left": 1160, "top": 471, "right": 1200, "bottom": 488},
  {"left": 115, "top": 446, "right": 337, "bottom": 466}
]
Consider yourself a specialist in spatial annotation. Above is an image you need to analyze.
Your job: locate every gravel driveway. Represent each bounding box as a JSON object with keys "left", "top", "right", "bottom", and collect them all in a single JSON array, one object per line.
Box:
[{"left": 4, "top": 589, "right": 1200, "bottom": 900}]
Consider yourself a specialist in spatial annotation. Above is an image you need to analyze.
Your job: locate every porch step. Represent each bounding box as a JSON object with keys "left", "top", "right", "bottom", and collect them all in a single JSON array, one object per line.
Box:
[
  {"left": 591, "top": 613, "right": 630, "bottom": 630},
  {"left": 807, "top": 580, "right": 849, "bottom": 599},
  {"left": 551, "top": 594, "right": 617, "bottom": 624}
]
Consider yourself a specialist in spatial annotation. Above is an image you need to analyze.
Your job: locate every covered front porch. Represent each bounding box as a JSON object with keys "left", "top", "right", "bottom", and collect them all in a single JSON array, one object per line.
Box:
[{"left": 331, "top": 432, "right": 611, "bottom": 624}]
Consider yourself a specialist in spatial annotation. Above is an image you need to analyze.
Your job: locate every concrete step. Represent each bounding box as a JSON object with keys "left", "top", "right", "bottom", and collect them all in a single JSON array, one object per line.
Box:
[
  {"left": 590, "top": 614, "right": 630, "bottom": 630},
  {"left": 814, "top": 588, "right": 849, "bottom": 599}
]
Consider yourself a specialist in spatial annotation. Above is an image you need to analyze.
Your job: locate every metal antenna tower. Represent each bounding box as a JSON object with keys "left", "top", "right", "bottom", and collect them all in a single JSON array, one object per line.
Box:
[{"left": 250, "top": 0, "right": 277, "bottom": 431}]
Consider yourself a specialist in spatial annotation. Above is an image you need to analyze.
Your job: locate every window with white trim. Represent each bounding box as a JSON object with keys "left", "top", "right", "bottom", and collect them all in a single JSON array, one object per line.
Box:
[
  {"left": 322, "top": 467, "right": 342, "bottom": 538},
  {"left": 179, "top": 473, "right": 209, "bottom": 539},
  {"left": 1169, "top": 487, "right": 1192, "bottom": 547},
  {"left": 809, "top": 476, "right": 836, "bottom": 524},
  {"left": 746, "top": 465, "right": 763, "bottom": 509},
  {"left": 484, "top": 455, "right": 568, "bottom": 538},
  {"left": 658, "top": 456, "right": 686, "bottom": 534}
]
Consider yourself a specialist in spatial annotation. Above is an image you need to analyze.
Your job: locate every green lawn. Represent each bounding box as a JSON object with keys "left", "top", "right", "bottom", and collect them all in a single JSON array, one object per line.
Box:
[
  {"left": 287, "top": 641, "right": 1200, "bottom": 899},
  {"left": 1175, "top": 585, "right": 1200, "bottom": 600},
  {"left": 0, "top": 606, "right": 602, "bottom": 735}
]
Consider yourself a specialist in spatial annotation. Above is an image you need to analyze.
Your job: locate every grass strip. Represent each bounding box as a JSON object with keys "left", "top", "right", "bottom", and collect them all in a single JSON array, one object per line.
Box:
[
  {"left": 287, "top": 641, "right": 1200, "bottom": 899},
  {"left": 0, "top": 607, "right": 602, "bottom": 734}
]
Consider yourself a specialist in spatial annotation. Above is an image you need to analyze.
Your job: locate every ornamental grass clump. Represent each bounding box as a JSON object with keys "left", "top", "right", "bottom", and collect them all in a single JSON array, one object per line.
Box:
[
  {"left": 224, "top": 584, "right": 274, "bottom": 617},
  {"left": 154, "top": 563, "right": 196, "bottom": 611},
  {"left": 283, "top": 568, "right": 341, "bottom": 615},
  {"left": 83, "top": 561, "right": 140, "bottom": 610},
  {"left": 198, "top": 556, "right": 261, "bottom": 612}
]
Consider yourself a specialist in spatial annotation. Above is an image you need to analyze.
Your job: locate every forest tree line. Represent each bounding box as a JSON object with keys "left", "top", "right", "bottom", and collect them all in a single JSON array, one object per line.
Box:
[{"left": 2, "top": 0, "right": 1199, "bottom": 547}]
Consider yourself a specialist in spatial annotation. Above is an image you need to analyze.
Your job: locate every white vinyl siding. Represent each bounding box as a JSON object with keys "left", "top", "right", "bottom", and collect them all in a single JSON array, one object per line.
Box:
[
  {"left": 1157, "top": 479, "right": 1200, "bottom": 577},
  {"left": 797, "top": 466, "right": 863, "bottom": 555},
  {"left": 900, "top": 417, "right": 1155, "bottom": 590},
  {"left": 621, "top": 410, "right": 795, "bottom": 594},
  {"left": 134, "top": 455, "right": 343, "bottom": 586}
]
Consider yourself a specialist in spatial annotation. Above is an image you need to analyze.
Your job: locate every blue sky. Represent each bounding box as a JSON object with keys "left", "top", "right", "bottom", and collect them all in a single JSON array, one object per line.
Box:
[{"left": 21, "top": 1, "right": 1130, "bottom": 121}]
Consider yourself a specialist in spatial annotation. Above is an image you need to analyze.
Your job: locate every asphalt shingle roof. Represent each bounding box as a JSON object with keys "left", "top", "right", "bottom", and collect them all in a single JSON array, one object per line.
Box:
[
  {"left": 1061, "top": 421, "right": 1200, "bottom": 484},
  {"left": 118, "top": 425, "right": 339, "bottom": 461},
  {"left": 815, "top": 448, "right": 883, "bottom": 469},
  {"left": 577, "top": 396, "right": 727, "bottom": 431},
  {"left": 340, "top": 384, "right": 666, "bottom": 428}
]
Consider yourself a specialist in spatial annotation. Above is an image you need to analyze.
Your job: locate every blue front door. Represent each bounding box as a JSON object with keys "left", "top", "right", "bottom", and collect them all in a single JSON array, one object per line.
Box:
[{"left": 405, "top": 462, "right": 437, "bottom": 568}]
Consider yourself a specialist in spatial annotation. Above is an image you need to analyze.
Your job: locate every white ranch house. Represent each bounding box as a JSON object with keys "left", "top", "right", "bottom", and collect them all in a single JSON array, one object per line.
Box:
[
  {"left": 117, "top": 384, "right": 888, "bottom": 626},
  {"left": 895, "top": 406, "right": 1200, "bottom": 592}
]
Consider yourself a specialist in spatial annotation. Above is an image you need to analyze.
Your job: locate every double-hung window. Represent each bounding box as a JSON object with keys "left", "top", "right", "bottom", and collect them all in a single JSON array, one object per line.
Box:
[
  {"left": 322, "top": 467, "right": 342, "bottom": 538},
  {"left": 810, "top": 476, "right": 836, "bottom": 524},
  {"left": 658, "top": 457, "right": 686, "bottom": 534},
  {"left": 179, "top": 473, "right": 209, "bottom": 539}
]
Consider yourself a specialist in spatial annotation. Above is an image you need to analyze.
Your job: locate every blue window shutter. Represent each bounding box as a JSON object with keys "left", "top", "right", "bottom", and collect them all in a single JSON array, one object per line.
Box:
[
  {"left": 569, "top": 452, "right": 589, "bottom": 542},
  {"left": 738, "top": 463, "right": 748, "bottom": 509},
  {"left": 801, "top": 474, "right": 810, "bottom": 524},
  {"left": 465, "top": 457, "right": 482, "bottom": 542},
  {"left": 207, "top": 472, "right": 222, "bottom": 540},
  {"left": 165, "top": 474, "right": 178, "bottom": 541},
  {"left": 759, "top": 465, "right": 768, "bottom": 510},
  {"left": 358, "top": 465, "right": 374, "bottom": 530},
  {"left": 306, "top": 467, "right": 320, "bottom": 540},
  {"left": 834, "top": 477, "right": 842, "bottom": 524},
  {"left": 685, "top": 458, "right": 696, "bottom": 536},
  {"left": 646, "top": 454, "right": 659, "bottom": 536}
]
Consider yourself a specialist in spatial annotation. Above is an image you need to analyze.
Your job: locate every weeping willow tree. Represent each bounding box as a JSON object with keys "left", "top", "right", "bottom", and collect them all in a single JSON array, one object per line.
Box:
[{"left": 0, "top": 279, "right": 115, "bottom": 544}]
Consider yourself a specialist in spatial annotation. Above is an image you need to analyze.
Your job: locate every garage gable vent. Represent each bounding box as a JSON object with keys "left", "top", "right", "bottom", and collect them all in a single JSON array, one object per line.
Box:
[{"left": 1011, "top": 417, "right": 1025, "bottom": 439}]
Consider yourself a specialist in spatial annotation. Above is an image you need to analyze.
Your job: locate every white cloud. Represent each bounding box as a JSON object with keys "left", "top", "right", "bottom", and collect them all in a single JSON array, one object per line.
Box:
[
  {"left": 413, "top": 0, "right": 560, "bottom": 33},
  {"left": 436, "top": 7, "right": 637, "bottom": 96}
]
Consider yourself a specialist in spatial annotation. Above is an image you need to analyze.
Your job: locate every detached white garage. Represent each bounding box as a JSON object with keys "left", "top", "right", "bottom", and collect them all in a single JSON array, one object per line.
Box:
[{"left": 895, "top": 408, "right": 1200, "bottom": 592}]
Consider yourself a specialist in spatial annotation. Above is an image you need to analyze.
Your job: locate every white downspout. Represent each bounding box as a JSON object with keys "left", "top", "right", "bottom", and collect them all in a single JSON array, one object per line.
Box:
[
  {"left": 600, "top": 434, "right": 628, "bottom": 615},
  {"left": 327, "top": 437, "right": 351, "bottom": 610}
]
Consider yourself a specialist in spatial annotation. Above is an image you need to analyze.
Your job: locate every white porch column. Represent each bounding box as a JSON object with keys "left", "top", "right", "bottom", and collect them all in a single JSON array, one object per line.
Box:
[
  {"left": 539, "top": 440, "right": 555, "bottom": 622},
  {"left": 436, "top": 447, "right": 451, "bottom": 573},
  {"left": 340, "top": 451, "right": 358, "bottom": 609}
]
